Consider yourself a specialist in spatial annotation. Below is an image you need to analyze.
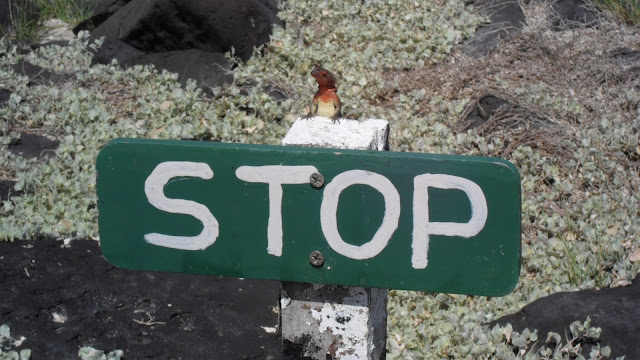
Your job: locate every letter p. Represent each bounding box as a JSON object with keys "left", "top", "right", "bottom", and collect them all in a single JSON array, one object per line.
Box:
[{"left": 412, "top": 174, "right": 488, "bottom": 269}]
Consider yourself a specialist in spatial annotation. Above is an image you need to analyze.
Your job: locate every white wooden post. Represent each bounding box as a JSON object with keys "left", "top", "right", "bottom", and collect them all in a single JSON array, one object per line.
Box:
[{"left": 280, "top": 116, "right": 390, "bottom": 360}]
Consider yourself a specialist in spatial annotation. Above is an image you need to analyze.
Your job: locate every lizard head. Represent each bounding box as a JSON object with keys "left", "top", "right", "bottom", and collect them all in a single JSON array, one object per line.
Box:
[{"left": 310, "top": 65, "right": 336, "bottom": 87}]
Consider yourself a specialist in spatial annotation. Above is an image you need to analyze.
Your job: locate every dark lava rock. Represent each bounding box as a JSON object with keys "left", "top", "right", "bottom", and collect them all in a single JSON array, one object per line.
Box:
[
  {"left": 491, "top": 278, "right": 640, "bottom": 359},
  {"left": 7, "top": 133, "right": 59, "bottom": 160},
  {"left": 458, "top": 93, "right": 549, "bottom": 131},
  {"left": 90, "top": 0, "right": 282, "bottom": 62},
  {"left": 610, "top": 47, "right": 640, "bottom": 79},
  {"left": 9, "top": 61, "right": 70, "bottom": 86},
  {"left": 121, "top": 49, "right": 233, "bottom": 92},
  {"left": 29, "top": 40, "right": 71, "bottom": 51},
  {"left": 461, "top": 0, "right": 526, "bottom": 55},
  {"left": 0, "top": 179, "right": 22, "bottom": 201},
  {"left": 0, "top": 89, "right": 10, "bottom": 107},
  {"left": 90, "top": 37, "right": 144, "bottom": 66},
  {"left": 609, "top": 47, "right": 640, "bottom": 85},
  {"left": 73, "top": 0, "right": 134, "bottom": 33},
  {"left": 0, "top": 238, "right": 281, "bottom": 359},
  {"left": 92, "top": 42, "right": 234, "bottom": 91},
  {"left": 0, "top": 40, "right": 32, "bottom": 57},
  {"left": 86, "top": 0, "right": 281, "bottom": 90},
  {"left": 550, "top": 0, "right": 598, "bottom": 30},
  {"left": 0, "top": 0, "right": 40, "bottom": 38},
  {"left": 462, "top": 0, "right": 599, "bottom": 54},
  {"left": 624, "top": 67, "right": 640, "bottom": 85},
  {"left": 263, "top": 85, "right": 288, "bottom": 102},
  {"left": 610, "top": 47, "right": 640, "bottom": 70}
]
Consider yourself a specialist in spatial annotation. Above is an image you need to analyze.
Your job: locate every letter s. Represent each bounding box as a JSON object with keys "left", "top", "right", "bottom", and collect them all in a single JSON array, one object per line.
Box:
[{"left": 144, "top": 161, "right": 218, "bottom": 250}]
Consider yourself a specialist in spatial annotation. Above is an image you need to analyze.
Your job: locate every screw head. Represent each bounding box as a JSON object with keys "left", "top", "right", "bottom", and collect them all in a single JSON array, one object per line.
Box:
[
  {"left": 310, "top": 173, "right": 325, "bottom": 188},
  {"left": 309, "top": 250, "right": 324, "bottom": 267}
]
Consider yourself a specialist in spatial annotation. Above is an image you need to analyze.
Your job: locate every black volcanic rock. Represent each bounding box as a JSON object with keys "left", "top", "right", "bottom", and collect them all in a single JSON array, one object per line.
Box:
[
  {"left": 458, "top": 93, "right": 550, "bottom": 132},
  {"left": 73, "top": 0, "right": 134, "bottom": 33},
  {"left": 120, "top": 49, "right": 234, "bottom": 91},
  {"left": 491, "top": 278, "right": 640, "bottom": 359},
  {"left": 461, "top": 0, "right": 526, "bottom": 55},
  {"left": 7, "top": 133, "right": 59, "bottom": 160},
  {"left": 85, "top": 0, "right": 282, "bottom": 92},
  {"left": 0, "top": 89, "right": 10, "bottom": 107},
  {"left": 550, "top": 0, "right": 598, "bottom": 30},
  {"left": 9, "top": 61, "right": 70, "bottom": 86},
  {"left": 90, "top": 0, "right": 282, "bottom": 62},
  {"left": 90, "top": 37, "right": 144, "bottom": 66},
  {"left": 0, "top": 179, "right": 22, "bottom": 201}
]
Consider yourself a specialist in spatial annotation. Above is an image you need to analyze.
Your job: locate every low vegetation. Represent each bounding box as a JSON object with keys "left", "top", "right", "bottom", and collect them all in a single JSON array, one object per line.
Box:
[
  {"left": 1, "top": 0, "right": 639, "bottom": 358},
  {"left": 593, "top": 0, "right": 640, "bottom": 25},
  {"left": 0, "top": 0, "right": 93, "bottom": 41}
]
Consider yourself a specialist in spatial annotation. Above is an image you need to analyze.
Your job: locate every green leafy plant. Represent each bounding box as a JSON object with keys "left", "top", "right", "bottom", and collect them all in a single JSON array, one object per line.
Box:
[
  {"left": 1, "top": 0, "right": 93, "bottom": 41},
  {"left": 36, "top": 0, "right": 94, "bottom": 28},
  {"left": 78, "top": 347, "right": 123, "bottom": 360},
  {"left": 0, "top": 324, "right": 30, "bottom": 360},
  {"left": 591, "top": 0, "right": 640, "bottom": 25},
  {"left": 0, "top": 0, "right": 40, "bottom": 42}
]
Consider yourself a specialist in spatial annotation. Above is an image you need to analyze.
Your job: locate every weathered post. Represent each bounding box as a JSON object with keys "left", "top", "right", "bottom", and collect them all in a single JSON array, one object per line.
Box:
[{"left": 281, "top": 116, "right": 390, "bottom": 359}]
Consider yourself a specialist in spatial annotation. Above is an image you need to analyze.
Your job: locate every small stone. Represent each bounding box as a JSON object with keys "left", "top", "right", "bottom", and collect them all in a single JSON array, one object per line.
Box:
[
  {"left": 160, "top": 101, "right": 173, "bottom": 110},
  {"left": 52, "top": 311, "right": 67, "bottom": 323},
  {"left": 41, "top": 19, "right": 75, "bottom": 42},
  {"left": 628, "top": 248, "right": 640, "bottom": 261}
]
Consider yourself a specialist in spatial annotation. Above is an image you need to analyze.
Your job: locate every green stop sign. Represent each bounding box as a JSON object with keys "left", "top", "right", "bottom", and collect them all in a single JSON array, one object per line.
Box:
[{"left": 97, "top": 138, "right": 521, "bottom": 296}]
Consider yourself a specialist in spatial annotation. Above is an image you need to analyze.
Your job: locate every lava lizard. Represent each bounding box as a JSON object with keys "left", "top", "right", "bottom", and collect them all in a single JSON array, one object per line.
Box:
[{"left": 302, "top": 65, "right": 342, "bottom": 122}]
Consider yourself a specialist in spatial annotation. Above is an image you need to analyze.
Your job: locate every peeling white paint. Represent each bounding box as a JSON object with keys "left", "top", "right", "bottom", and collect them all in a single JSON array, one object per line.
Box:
[
  {"left": 52, "top": 312, "right": 67, "bottom": 324},
  {"left": 261, "top": 326, "right": 278, "bottom": 334},
  {"left": 280, "top": 291, "right": 291, "bottom": 309},
  {"left": 299, "top": 287, "right": 386, "bottom": 359}
]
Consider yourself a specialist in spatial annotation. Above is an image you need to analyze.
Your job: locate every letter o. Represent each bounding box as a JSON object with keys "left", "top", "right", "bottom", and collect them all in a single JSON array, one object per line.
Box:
[{"left": 320, "top": 170, "right": 400, "bottom": 260}]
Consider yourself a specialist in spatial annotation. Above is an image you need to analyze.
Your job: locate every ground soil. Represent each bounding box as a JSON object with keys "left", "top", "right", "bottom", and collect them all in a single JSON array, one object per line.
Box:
[{"left": 0, "top": 238, "right": 282, "bottom": 359}]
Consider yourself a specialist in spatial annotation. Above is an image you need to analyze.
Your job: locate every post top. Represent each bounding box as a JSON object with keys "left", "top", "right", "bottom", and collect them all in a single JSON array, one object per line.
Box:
[{"left": 282, "top": 117, "right": 390, "bottom": 151}]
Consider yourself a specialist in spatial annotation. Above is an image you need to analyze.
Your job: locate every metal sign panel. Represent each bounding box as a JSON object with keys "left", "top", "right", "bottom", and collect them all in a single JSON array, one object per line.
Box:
[{"left": 97, "top": 138, "right": 521, "bottom": 295}]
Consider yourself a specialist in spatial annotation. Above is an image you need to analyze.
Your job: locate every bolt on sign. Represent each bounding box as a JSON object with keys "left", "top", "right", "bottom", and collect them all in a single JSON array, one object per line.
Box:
[{"left": 97, "top": 138, "right": 521, "bottom": 296}]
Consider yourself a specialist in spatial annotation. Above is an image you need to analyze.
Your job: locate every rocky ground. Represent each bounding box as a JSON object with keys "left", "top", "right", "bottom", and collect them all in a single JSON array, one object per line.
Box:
[{"left": 0, "top": 237, "right": 281, "bottom": 359}]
